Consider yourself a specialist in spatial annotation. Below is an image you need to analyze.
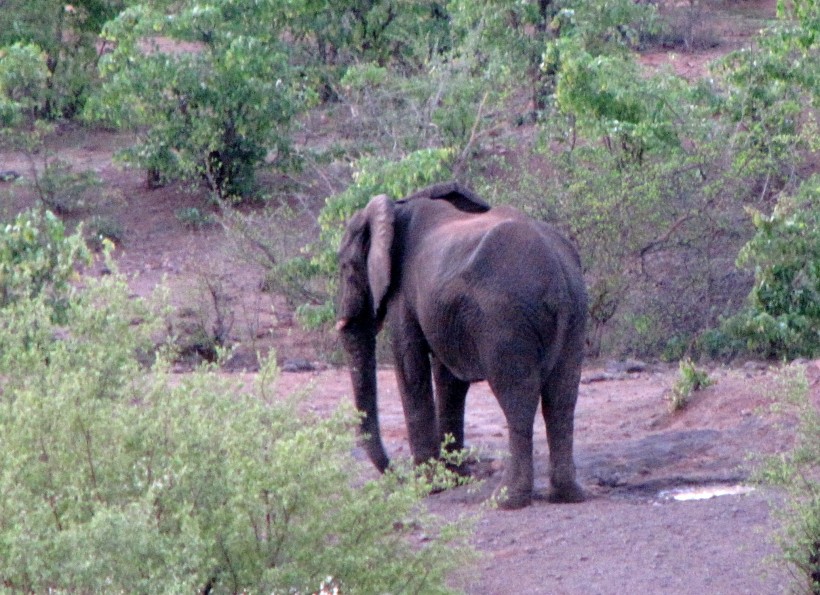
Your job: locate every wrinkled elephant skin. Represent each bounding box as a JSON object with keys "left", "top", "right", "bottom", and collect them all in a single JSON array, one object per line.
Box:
[{"left": 336, "top": 182, "right": 588, "bottom": 509}]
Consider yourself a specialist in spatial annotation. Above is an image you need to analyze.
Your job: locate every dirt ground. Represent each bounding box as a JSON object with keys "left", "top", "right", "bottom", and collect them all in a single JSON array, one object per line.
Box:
[
  {"left": 2, "top": 3, "right": 818, "bottom": 591},
  {"left": 275, "top": 360, "right": 819, "bottom": 595}
]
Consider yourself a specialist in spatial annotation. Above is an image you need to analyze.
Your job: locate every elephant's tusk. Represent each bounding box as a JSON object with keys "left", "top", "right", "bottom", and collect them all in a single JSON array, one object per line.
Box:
[{"left": 335, "top": 318, "right": 349, "bottom": 332}]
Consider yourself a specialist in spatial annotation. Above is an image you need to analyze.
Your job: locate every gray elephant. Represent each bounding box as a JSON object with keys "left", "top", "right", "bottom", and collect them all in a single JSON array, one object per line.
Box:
[{"left": 336, "top": 182, "right": 587, "bottom": 509}]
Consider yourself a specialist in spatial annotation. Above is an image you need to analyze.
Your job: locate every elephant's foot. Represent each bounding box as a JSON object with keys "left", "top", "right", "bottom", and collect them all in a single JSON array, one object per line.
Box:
[
  {"left": 492, "top": 484, "right": 532, "bottom": 509},
  {"left": 547, "top": 480, "right": 585, "bottom": 504}
]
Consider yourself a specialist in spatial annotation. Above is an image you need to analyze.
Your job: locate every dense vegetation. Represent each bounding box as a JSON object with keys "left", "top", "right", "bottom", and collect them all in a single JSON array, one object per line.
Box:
[
  {"left": 1, "top": 0, "right": 817, "bottom": 360},
  {"left": 0, "top": 1, "right": 818, "bottom": 590},
  {"left": 0, "top": 209, "right": 473, "bottom": 592}
]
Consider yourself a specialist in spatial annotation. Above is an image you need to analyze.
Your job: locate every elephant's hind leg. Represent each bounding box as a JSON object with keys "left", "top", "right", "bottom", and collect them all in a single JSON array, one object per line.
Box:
[
  {"left": 431, "top": 358, "right": 470, "bottom": 475},
  {"left": 488, "top": 366, "right": 540, "bottom": 509},
  {"left": 541, "top": 359, "right": 585, "bottom": 503}
]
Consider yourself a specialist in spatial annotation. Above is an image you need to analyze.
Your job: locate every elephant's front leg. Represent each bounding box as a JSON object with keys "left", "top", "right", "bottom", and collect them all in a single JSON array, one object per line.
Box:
[
  {"left": 392, "top": 322, "right": 439, "bottom": 465},
  {"left": 431, "top": 357, "right": 469, "bottom": 452},
  {"left": 432, "top": 357, "right": 470, "bottom": 473}
]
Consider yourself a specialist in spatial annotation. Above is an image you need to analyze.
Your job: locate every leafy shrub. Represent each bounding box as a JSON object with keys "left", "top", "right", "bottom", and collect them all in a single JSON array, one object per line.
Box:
[
  {"left": 757, "top": 364, "right": 820, "bottom": 593},
  {"left": 644, "top": 2, "right": 722, "bottom": 52},
  {"left": 0, "top": 211, "right": 473, "bottom": 593},
  {"left": 668, "top": 358, "right": 713, "bottom": 411},
  {"left": 288, "top": 0, "right": 452, "bottom": 74},
  {"left": 549, "top": 40, "right": 684, "bottom": 165},
  {"left": 0, "top": 207, "right": 90, "bottom": 312},
  {"left": 0, "top": 1, "right": 120, "bottom": 119},
  {"left": 0, "top": 42, "right": 49, "bottom": 125},
  {"left": 548, "top": 0, "right": 659, "bottom": 56},
  {"left": 704, "top": 177, "right": 820, "bottom": 359},
  {"left": 87, "top": 2, "right": 316, "bottom": 199},
  {"left": 1, "top": 119, "right": 107, "bottom": 216},
  {"left": 716, "top": 0, "right": 820, "bottom": 186},
  {"left": 84, "top": 214, "right": 124, "bottom": 250},
  {"left": 175, "top": 206, "right": 216, "bottom": 230},
  {"left": 34, "top": 157, "right": 103, "bottom": 215}
]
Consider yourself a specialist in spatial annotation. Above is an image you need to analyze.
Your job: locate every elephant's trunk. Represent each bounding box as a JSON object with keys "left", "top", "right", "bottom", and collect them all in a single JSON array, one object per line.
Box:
[{"left": 339, "top": 320, "right": 390, "bottom": 473}]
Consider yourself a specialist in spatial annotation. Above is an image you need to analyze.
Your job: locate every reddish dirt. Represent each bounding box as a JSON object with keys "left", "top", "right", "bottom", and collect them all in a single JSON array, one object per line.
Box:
[{"left": 277, "top": 361, "right": 818, "bottom": 594}]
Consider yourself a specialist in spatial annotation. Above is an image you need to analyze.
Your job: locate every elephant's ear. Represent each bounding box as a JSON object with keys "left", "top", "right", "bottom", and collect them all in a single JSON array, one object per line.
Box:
[
  {"left": 364, "top": 194, "right": 395, "bottom": 316},
  {"left": 407, "top": 181, "right": 491, "bottom": 213}
]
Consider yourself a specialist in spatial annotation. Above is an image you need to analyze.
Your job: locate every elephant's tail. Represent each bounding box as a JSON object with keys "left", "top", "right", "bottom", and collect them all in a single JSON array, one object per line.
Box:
[{"left": 543, "top": 308, "right": 571, "bottom": 377}]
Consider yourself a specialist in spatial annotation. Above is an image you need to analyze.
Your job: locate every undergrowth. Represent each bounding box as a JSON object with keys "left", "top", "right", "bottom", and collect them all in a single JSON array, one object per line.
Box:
[
  {"left": 757, "top": 364, "right": 820, "bottom": 594},
  {"left": 0, "top": 209, "right": 475, "bottom": 594}
]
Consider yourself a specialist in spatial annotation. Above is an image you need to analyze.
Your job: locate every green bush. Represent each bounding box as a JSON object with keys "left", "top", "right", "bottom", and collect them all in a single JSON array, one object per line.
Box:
[
  {"left": 705, "top": 177, "right": 820, "bottom": 359},
  {"left": 175, "top": 206, "right": 216, "bottom": 230},
  {"left": 35, "top": 157, "right": 103, "bottom": 215},
  {"left": 87, "top": 2, "right": 315, "bottom": 199},
  {"left": 0, "top": 207, "right": 90, "bottom": 312},
  {"left": 716, "top": 0, "right": 819, "bottom": 185},
  {"left": 0, "top": 211, "right": 474, "bottom": 593},
  {"left": 668, "top": 358, "right": 713, "bottom": 412},
  {"left": 0, "top": 1, "right": 121, "bottom": 119},
  {"left": 287, "top": 0, "right": 452, "bottom": 74},
  {"left": 84, "top": 214, "right": 124, "bottom": 250},
  {"left": 550, "top": 39, "right": 684, "bottom": 165},
  {"left": 0, "top": 42, "right": 49, "bottom": 125},
  {"left": 757, "top": 364, "right": 820, "bottom": 593},
  {"left": 1, "top": 118, "right": 108, "bottom": 217}
]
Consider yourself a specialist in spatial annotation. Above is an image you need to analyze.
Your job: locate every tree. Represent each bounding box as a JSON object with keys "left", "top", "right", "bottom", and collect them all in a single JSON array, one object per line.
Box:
[
  {"left": 448, "top": 0, "right": 558, "bottom": 113},
  {"left": 697, "top": 0, "right": 820, "bottom": 360},
  {"left": 0, "top": 43, "right": 50, "bottom": 126},
  {"left": 716, "top": 0, "right": 819, "bottom": 190},
  {"left": 86, "top": 1, "right": 315, "bottom": 198},
  {"left": 703, "top": 177, "right": 820, "bottom": 359},
  {"left": 0, "top": 0, "right": 124, "bottom": 118},
  {"left": 287, "top": 0, "right": 451, "bottom": 71}
]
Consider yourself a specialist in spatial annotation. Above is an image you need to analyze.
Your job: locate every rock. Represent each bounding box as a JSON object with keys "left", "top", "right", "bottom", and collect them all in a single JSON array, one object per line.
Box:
[
  {"left": 222, "top": 349, "right": 260, "bottom": 372},
  {"left": 606, "top": 359, "right": 649, "bottom": 374},
  {"left": 0, "top": 170, "right": 20, "bottom": 182},
  {"left": 742, "top": 360, "right": 769, "bottom": 373},
  {"left": 581, "top": 371, "right": 626, "bottom": 383},
  {"left": 281, "top": 358, "right": 316, "bottom": 372},
  {"left": 594, "top": 472, "right": 626, "bottom": 488}
]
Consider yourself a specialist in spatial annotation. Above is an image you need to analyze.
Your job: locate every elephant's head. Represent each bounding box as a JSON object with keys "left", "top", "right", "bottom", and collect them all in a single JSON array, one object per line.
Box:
[
  {"left": 335, "top": 194, "right": 396, "bottom": 472},
  {"left": 335, "top": 183, "right": 489, "bottom": 473},
  {"left": 336, "top": 194, "right": 395, "bottom": 333},
  {"left": 336, "top": 182, "right": 487, "bottom": 331}
]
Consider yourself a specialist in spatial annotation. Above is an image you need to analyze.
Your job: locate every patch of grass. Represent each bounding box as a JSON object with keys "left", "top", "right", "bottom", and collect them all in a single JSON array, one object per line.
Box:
[
  {"left": 84, "top": 214, "right": 124, "bottom": 250},
  {"left": 175, "top": 206, "right": 216, "bottom": 230},
  {"left": 756, "top": 364, "right": 820, "bottom": 593},
  {"left": 668, "top": 358, "right": 713, "bottom": 411}
]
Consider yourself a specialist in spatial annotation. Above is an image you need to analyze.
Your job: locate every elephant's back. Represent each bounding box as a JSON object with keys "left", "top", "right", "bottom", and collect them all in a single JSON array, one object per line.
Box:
[
  {"left": 415, "top": 212, "right": 576, "bottom": 372},
  {"left": 463, "top": 215, "right": 569, "bottom": 294},
  {"left": 411, "top": 208, "right": 574, "bottom": 303}
]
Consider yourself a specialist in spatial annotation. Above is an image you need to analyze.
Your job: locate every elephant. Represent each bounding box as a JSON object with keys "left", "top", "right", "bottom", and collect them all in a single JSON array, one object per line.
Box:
[{"left": 335, "top": 181, "right": 588, "bottom": 509}]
